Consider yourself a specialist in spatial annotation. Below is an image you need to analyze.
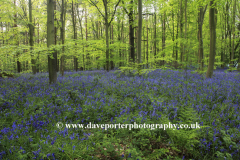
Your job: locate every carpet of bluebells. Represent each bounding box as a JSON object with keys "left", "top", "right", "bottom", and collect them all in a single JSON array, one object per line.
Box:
[{"left": 0, "top": 69, "right": 239, "bottom": 160}]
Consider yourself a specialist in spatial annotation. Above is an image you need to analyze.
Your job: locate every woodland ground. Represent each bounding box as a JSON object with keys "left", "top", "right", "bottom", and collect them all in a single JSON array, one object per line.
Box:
[{"left": 0, "top": 69, "right": 239, "bottom": 160}]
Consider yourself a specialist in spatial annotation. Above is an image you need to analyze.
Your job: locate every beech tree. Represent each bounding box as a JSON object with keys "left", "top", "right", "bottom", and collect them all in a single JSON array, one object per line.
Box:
[
  {"left": 29, "top": 0, "right": 36, "bottom": 74},
  {"left": 137, "top": 0, "right": 142, "bottom": 66},
  {"left": 122, "top": 0, "right": 135, "bottom": 63},
  {"left": 88, "top": 0, "right": 121, "bottom": 72},
  {"left": 206, "top": 0, "right": 217, "bottom": 78},
  {"left": 197, "top": 2, "right": 208, "bottom": 71},
  {"left": 47, "top": 0, "right": 57, "bottom": 83},
  {"left": 60, "top": 0, "right": 66, "bottom": 76}
]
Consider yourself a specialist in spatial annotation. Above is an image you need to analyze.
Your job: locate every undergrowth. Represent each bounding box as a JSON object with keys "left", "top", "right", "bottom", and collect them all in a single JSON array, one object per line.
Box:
[{"left": 0, "top": 69, "right": 239, "bottom": 160}]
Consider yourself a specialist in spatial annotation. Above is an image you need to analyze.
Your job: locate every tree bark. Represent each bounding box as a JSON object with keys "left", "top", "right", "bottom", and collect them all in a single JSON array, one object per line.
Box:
[
  {"left": 110, "top": 24, "right": 114, "bottom": 69},
  {"left": 184, "top": 0, "right": 188, "bottom": 62},
  {"left": 231, "top": 0, "right": 236, "bottom": 69},
  {"left": 29, "top": 0, "right": 36, "bottom": 74},
  {"left": 14, "top": 0, "right": 21, "bottom": 73},
  {"left": 36, "top": 22, "right": 40, "bottom": 72},
  {"left": 179, "top": 0, "right": 184, "bottom": 63},
  {"left": 103, "top": 0, "right": 110, "bottom": 71},
  {"left": 137, "top": 0, "right": 142, "bottom": 66},
  {"left": 77, "top": 5, "right": 84, "bottom": 71},
  {"left": 47, "top": 0, "right": 57, "bottom": 83},
  {"left": 226, "top": 1, "right": 231, "bottom": 67},
  {"left": 60, "top": 0, "right": 66, "bottom": 76},
  {"left": 198, "top": 4, "right": 207, "bottom": 71},
  {"left": 146, "top": 14, "right": 149, "bottom": 68},
  {"left": 85, "top": 4, "right": 88, "bottom": 70},
  {"left": 72, "top": 1, "right": 78, "bottom": 71},
  {"left": 162, "top": 8, "right": 166, "bottom": 66},
  {"left": 206, "top": 0, "right": 217, "bottom": 78}
]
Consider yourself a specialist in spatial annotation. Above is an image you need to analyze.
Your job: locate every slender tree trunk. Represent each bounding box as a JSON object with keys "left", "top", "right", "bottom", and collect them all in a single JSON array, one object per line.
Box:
[
  {"left": 110, "top": 24, "right": 114, "bottom": 69},
  {"left": 77, "top": 6, "right": 84, "bottom": 71},
  {"left": 85, "top": 4, "right": 88, "bottom": 70},
  {"left": 198, "top": 5, "right": 203, "bottom": 70},
  {"left": 121, "top": 20, "right": 124, "bottom": 66},
  {"left": 54, "top": 1, "right": 59, "bottom": 72},
  {"left": 206, "top": 0, "right": 217, "bottom": 78},
  {"left": 197, "top": 4, "right": 207, "bottom": 71},
  {"left": 29, "top": 0, "right": 36, "bottom": 74},
  {"left": 60, "top": 0, "right": 66, "bottom": 76},
  {"left": 47, "top": 0, "right": 57, "bottom": 84},
  {"left": 146, "top": 14, "right": 149, "bottom": 68},
  {"left": 129, "top": 0, "right": 135, "bottom": 63},
  {"left": 36, "top": 22, "right": 40, "bottom": 72},
  {"left": 103, "top": 0, "right": 110, "bottom": 71},
  {"left": 137, "top": 0, "right": 142, "bottom": 67},
  {"left": 72, "top": 1, "right": 78, "bottom": 71},
  {"left": 172, "top": 9, "right": 175, "bottom": 67},
  {"left": 175, "top": 7, "right": 179, "bottom": 69},
  {"left": 223, "top": 6, "right": 227, "bottom": 68},
  {"left": 179, "top": 0, "right": 184, "bottom": 64},
  {"left": 25, "top": 31, "right": 29, "bottom": 71},
  {"left": 162, "top": 9, "right": 166, "bottom": 66},
  {"left": 231, "top": 0, "right": 236, "bottom": 69},
  {"left": 226, "top": 1, "right": 231, "bottom": 67},
  {"left": 154, "top": 11, "right": 156, "bottom": 63},
  {"left": 118, "top": 14, "right": 122, "bottom": 67},
  {"left": 184, "top": 0, "right": 188, "bottom": 63},
  {"left": 14, "top": 0, "right": 21, "bottom": 73}
]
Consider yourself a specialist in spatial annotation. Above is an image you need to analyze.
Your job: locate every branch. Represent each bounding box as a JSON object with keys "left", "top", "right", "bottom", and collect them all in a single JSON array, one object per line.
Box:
[
  {"left": 122, "top": 7, "right": 129, "bottom": 15},
  {"left": 142, "top": 13, "right": 154, "bottom": 15},
  {"left": 88, "top": 0, "right": 105, "bottom": 18},
  {"left": 108, "top": 0, "right": 121, "bottom": 26},
  {"left": 57, "top": 0, "right": 61, "bottom": 7},
  {"left": 201, "top": 4, "right": 208, "bottom": 24},
  {"left": 121, "top": 1, "right": 129, "bottom": 15}
]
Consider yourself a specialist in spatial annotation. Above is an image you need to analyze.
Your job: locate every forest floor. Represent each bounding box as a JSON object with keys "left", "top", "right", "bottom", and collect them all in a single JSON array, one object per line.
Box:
[{"left": 0, "top": 69, "right": 239, "bottom": 160}]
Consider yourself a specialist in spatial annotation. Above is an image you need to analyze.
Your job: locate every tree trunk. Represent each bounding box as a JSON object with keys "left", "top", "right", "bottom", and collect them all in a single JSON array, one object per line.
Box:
[
  {"left": 14, "top": 0, "right": 21, "bottom": 73},
  {"left": 47, "top": 0, "right": 57, "bottom": 84},
  {"left": 60, "top": 0, "right": 66, "bottom": 76},
  {"left": 184, "top": 0, "right": 188, "bottom": 63},
  {"left": 103, "top": 0, "right": 109, "bottom": 72},
  {"left": 175, "top": 7, "right": 179, "bottom": 69},
  {"left": 154, "top": 10, "right": 156, "bottom": 63},
  {"left": 110, "top": 24, "right": 114, "bottom": 70},
  {"left": 206, "top": 0, "right": 217, "bottom": 78},
  {"left": 118, "top": 14, "right": 122, "bottom": 67},
  {"left": 231, "top": 0, "right": 236, "bottom": 69},
  {"left": 226, "top": 1, "right": 231, "bottom": 67},
  {"left": 137, "top": 0, "right": 142, "bottom": 66},
  {"left": 146, "top": 14, "right": 149, "bottom": 68},
  {"left": 72, "top": 1, "right": 78, "bottom": 71},
  {"left": 172, "top": 9, "right": 175, "bottom": 68},
  {"left": 77, "top": 6, "right": 84, "bottom": 71},
  {"left": 198, "top": 4, "right": 207, "bottom": 71},
  {"left": 122, "top": 20, "right": 125, "bottom": 66},
  {"left": 179, "top": 0, "right": 184, "bottom": 64},
  {"left": 29, "top": 0, "right": 36, "bottom": 74},
  {"left": 85, "top": 4, "right": 88, "bottom": 70},
  {"left": 36, "top": 22, "right": 40, "bottom": 72},
  {"left": 162, "top": 9, "right": 166, "bottom": 66},
  {"left": 129, "top": 0, "right": 135, "bottom": 63}
]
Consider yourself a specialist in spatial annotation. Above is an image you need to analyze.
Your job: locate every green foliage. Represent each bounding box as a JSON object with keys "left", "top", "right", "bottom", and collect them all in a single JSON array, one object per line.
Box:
[{"left": 115, "top": 62, "right": 156, "bottom": 78}]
